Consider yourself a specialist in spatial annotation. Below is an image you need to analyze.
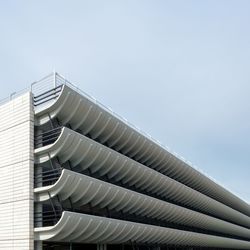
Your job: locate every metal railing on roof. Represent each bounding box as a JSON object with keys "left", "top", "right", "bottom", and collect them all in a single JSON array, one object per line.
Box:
[
  {"left": 30, "top": 72, "right": 235, "bottom": 195},
  {"left": 33, "top": 85, "right": 62, "bottom": 107},
  {"left": 31, "top": 73, "right": 198, "bottom": 166},
  {"left": 0, "top": 87, "right": 30, "bottom": 106}
]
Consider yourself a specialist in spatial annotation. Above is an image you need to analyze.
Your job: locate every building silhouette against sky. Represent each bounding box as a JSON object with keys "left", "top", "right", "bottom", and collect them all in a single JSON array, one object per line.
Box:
[{"left": 0, "top": 73, "right": 250, "bottom": 250}]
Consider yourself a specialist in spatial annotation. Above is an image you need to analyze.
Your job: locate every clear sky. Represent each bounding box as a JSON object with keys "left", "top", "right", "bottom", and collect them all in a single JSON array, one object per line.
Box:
[{"left": 0, "top": 1, "right": 249, "bottom": 202}]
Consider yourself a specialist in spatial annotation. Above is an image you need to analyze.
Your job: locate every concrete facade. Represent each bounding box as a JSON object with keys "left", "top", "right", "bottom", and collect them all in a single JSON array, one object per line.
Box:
[
  {"left": 0, "top": 93, "right": 34, "bottom": 250},
  {"left": 0, "top": 73, "right": 250, "bottom": 250}
]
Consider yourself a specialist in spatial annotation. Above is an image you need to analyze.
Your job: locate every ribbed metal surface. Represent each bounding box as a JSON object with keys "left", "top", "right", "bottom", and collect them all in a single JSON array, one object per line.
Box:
[
  {"left": 34, "top": 212, "right": 250, "bottom": 248},
  {"left": 35, "top": 127, "right": 250, "bottom": 229},
  {"left": 35, "top": 169, "right": 250, "bottom": 240},
  {"left": 34, "top": 84, "right": 250, "bottom": 217}
]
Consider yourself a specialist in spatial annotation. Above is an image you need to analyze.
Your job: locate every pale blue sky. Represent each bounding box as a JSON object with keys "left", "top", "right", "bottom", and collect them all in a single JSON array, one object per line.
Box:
[{"left": 0, "top": 1, "right": 250, "bottom": 202}]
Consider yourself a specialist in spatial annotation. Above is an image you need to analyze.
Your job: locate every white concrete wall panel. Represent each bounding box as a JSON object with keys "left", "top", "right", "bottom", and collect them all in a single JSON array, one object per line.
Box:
[{"left": 0, "top": 93, "right": 34, "bottom": 250}]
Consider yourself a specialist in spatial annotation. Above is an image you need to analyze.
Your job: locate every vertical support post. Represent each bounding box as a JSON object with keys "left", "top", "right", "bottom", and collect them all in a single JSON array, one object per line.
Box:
[
  {"left": 97, "top": 244, "right": 107, "bottom": 250},
  {"left": 34, "top": 202, "right": 43, "bottom": 228},
  {"left": 153, "top": 247, "right": 160, "bottom": 250},
  {"left": 54, "top": 70, "right": 57, "bottom": 88},
  {"left": 48, "top": 192, "right": 58, "bottom": 224},
  {"left": 34, "top": 161, "right": 43, "bottom": 188},
  {"left": 48, "top": 113, "right": 54, "bottom": 129},
  {"left": 34, "top": 240, "right": 43, "bottom": 250}
]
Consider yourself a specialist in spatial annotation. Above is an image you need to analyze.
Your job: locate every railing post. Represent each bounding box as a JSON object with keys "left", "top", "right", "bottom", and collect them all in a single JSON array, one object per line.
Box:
[
  {"left": 54, "top": 70, "right": 57, "bottom": 88},
  {"left": 10, "top": 92, "right": 16, "bottom": 100}
]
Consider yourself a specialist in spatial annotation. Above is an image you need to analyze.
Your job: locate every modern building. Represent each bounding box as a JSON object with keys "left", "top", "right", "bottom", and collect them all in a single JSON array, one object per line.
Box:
[{"left": 0, "top": 72, "right": 250, "bottom": 250}]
